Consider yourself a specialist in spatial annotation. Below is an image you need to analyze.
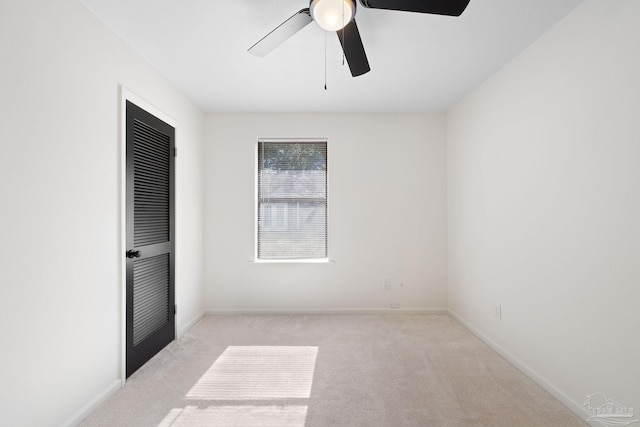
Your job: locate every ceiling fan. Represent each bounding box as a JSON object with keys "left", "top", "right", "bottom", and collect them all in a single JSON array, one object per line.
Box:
[{"left": 248, "top": 0, "right": 472, "bottom": 77}]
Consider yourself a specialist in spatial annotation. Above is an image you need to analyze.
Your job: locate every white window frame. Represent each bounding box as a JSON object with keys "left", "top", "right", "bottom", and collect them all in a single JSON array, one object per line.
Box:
[{"left": 254, "top": 138, "right": 329, "bottom": 263}]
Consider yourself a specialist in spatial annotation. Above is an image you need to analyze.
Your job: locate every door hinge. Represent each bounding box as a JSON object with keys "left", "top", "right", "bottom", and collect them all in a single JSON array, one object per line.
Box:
[
  {"left": 174, "top": 147, "right": 177, "bottom": 157},
  {"left": 174, "top": 305, "right": 177, "bottom": 315}
]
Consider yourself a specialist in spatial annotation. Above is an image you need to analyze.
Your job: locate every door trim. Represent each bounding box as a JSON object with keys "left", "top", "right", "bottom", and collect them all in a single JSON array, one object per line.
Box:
[{"left": 119, "top": 87, "right": 178, "bottom": 386}]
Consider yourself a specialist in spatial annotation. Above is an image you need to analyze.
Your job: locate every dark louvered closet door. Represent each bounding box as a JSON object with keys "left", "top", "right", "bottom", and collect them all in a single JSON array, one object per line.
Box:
[{"left": 125, "top": 101, "right": 175, "bottom": 378}]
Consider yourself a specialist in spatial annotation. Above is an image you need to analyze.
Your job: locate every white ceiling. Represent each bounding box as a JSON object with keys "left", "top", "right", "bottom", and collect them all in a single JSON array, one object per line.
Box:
[{"left": 82, "top": 0, "right": 584, "bottom": 112}]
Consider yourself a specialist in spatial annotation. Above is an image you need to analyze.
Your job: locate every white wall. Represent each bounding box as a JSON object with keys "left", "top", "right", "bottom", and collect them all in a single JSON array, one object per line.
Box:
[
  {"left": 0, "top": 1, "right": 204, "bottom": 426},
  {"left": 204, "top": 113, "right": 447, "bottom": 312},
  {"left": 447, "top": 0, "right": 640, "bottom": 417}
]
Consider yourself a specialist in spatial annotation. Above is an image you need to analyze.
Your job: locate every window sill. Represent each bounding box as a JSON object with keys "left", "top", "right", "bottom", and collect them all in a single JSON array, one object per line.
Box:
[{"left": 250, "top": 258, "right": 334, "bottom": 264}]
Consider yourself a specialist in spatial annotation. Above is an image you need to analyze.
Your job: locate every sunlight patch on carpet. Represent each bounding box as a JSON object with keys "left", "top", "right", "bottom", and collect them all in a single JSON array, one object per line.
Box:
[
  {"left": 157, "top": 405, "right": 308, "bottom": 427},
  {"left": 185, "top": 346, "right": 318, "bottom": 400}
]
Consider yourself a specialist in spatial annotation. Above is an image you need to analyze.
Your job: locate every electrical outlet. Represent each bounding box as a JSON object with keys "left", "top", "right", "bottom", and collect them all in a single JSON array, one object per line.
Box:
[
  {"left": 390, "top": 301, "right": 400, "bottom": 309},
  {"left": 494, "top": 304, "right": 502, "bottom": 320},
  {"left": 383, "top": 279, "right": 391, "bottom": 291}
]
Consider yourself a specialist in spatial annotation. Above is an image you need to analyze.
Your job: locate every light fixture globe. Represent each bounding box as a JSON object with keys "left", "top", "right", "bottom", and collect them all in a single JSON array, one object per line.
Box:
[{"left": 310, "top": 0, "right": 355, "bottom": 32}]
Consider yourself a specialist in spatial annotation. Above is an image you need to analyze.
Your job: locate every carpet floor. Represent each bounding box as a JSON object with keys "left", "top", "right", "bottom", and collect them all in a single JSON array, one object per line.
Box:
[{"left": 79, "top": 314, "right": 588, "bottom": 426}]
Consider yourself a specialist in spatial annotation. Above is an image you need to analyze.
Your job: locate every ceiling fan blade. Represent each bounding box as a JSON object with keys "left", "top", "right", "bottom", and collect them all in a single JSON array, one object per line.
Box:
[
  {"left": 248, "top": 8, "right": 313, "bottom": 57},
  {"left": 359, "top": 0, "right": 471, "bottom": 16},
  {"left": 337, "top": 19, "right": 370, "bottom": 77}
]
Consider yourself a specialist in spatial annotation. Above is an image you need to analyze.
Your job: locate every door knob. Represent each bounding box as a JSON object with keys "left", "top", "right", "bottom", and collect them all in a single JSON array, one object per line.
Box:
[{"left": 126, "top": 250, "right": 141, "bottom": 259}]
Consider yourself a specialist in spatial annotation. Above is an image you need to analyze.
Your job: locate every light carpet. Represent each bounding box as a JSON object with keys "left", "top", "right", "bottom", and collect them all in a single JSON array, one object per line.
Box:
[{"left": 79, "top": 314, "right": 587, "bottom": 426}]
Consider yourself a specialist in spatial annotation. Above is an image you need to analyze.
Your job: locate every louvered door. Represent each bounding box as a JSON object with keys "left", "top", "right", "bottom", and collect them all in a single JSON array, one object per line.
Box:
[{"left": 125, "top": 101, "right": 175, "bottom": 378}]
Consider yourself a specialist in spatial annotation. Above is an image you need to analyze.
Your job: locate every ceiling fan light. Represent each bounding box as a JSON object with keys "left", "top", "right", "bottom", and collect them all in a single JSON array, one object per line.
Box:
[{"left": 310, "top": 0, "right": 355, "bottom": 32}]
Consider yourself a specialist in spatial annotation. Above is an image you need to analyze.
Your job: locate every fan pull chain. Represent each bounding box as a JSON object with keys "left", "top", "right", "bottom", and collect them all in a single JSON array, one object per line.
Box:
[{"left": 324, "top": 30, "right": 327, "bottom": 90}]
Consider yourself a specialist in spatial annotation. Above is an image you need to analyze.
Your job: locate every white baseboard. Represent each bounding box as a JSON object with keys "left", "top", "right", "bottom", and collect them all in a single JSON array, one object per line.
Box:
[
  {"left": 60, "top": 379, "right": 121, "bottom": 427},
  {"left": 178, "top": 311, "right": 205, "bottom": 337},
  {"left": 204, "top": 307, "right": 448, "bottom": 315},
  {"left": 446, "top": 309, "right": 591, "bottom": 423}
]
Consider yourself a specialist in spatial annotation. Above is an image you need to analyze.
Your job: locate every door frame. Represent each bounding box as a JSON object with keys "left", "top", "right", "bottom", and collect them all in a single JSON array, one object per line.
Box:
[{"left": 119, "top": 87, "right": 178, "bottom": 386}]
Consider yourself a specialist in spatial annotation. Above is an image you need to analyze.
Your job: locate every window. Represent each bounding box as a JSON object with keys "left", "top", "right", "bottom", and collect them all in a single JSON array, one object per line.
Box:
[{"left": 257, "top": 140, "right": 327, "bottom": 260}]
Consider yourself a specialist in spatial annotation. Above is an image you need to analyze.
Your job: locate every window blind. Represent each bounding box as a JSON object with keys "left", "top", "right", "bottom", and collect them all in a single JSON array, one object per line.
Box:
[{"left": 257, "top": 140, "right": 327, "bottom": 260}]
